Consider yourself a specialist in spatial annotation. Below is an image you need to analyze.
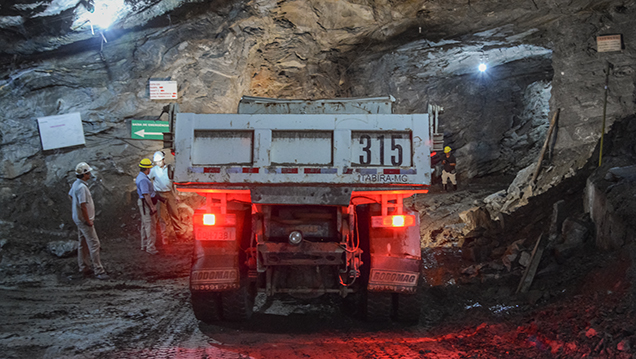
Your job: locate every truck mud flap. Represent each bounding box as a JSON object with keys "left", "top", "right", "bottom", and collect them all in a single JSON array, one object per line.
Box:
[
  {"left": 190, "top": 241, "right": 240, "bottom": 291},
  {"left": 367, "top": 256, "right": 420, "bottom": 294},
  {"left": 366, "top": 207, "right": 422, "bottom": 294}
]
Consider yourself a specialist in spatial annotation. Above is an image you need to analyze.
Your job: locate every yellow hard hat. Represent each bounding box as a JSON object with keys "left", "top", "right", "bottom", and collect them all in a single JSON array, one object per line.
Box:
[
  {"left": 139, "top": 158, "right": 153, "bottom": 168},
  {"left": 444, "top": 146, "right": 452, "bottom": 153}
]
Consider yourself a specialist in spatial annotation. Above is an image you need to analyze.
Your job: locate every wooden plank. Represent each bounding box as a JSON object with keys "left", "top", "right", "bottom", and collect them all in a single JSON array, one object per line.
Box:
[
  {"left": 516, "top": 233, "right": 545, "bottom": 294},
  {"left": 531, "top": 109, "right": 560, "bottom": 185}
]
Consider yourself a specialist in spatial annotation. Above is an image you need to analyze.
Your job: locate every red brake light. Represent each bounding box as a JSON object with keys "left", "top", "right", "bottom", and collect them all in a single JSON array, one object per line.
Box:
[
  {"left": 392, "top": 215, "right": 405, "bottom": 227},
  {"left": 203, "top": 214, "right": 216, "bottom": 226},
  {"left": 196, "top": 213, "right": 236, "bottom": 226},
  {"left": 372, "top": 215, "right": 416, "bottom": 228},
  {"left": 431, "top": 151, "right": 437, "bottom": 157}
]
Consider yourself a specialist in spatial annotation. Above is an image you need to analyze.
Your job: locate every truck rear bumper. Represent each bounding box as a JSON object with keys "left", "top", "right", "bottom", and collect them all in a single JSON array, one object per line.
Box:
[{"left": 257, "top": 242, "right": 344, "bottom": 268}]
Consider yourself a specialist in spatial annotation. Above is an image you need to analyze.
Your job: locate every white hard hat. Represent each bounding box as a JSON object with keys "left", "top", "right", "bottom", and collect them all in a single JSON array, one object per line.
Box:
[
  {"left": 153, "top": 151, "right": 165, "bottom": 162},
  {"left": 75, "top": 162, "right": 92, "bottom": 175}
]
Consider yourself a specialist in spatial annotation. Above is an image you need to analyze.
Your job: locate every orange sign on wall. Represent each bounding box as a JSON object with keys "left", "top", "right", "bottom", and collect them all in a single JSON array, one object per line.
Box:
[{"left": 597, "top": 34, "right": 622, "bottom": 53}]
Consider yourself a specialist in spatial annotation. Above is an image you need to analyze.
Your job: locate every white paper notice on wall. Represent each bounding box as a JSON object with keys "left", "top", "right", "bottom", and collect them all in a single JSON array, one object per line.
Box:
[
  {"left": 149, "top": 80, "right": 178, "bottom": 100},
  {"left": 37, "top": 112, "right": 86, "bottom": 151}
]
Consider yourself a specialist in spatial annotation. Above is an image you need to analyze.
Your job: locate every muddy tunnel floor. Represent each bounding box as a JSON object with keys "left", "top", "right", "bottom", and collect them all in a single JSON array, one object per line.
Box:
[{"left": 1, "top": 183, "right": 636, "bottom": 359}]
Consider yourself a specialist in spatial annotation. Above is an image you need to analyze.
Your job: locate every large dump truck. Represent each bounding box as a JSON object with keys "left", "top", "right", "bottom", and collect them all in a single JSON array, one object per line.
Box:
[{"left": 168, "top": 96, "right": 431, "bottom": 322}]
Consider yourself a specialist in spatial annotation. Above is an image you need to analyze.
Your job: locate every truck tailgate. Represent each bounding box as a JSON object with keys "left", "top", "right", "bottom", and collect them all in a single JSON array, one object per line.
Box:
[{"left": 174, "top": 113, "right": 431, "bottom": 190}]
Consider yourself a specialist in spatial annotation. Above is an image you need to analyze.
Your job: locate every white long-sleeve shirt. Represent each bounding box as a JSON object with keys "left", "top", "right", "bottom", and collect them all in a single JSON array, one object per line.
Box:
[{"left": 149, "top": 165, "right": 171, "bottom": 192}]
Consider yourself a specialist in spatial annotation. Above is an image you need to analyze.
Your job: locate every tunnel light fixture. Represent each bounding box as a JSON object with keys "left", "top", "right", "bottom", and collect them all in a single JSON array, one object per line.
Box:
[
  {"left": 84, "top": 0, "right": 125, "bottom": 30},
  {"left": 478, "top": 63, "right": 488, "bottom": 72},
  {"left": 82, "top": 0, "right": 95, "bottom": 13}
]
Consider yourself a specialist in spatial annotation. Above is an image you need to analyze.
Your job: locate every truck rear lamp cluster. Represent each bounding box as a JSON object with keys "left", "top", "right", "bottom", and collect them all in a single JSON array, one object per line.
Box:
[
  {"left": 196, "top": 213, "right": 236, "bottom": 226},
  {"left": 371, "top": 215, "right": 416, "bottom": 228},
  {"left": 203, "top": 214, "right": 216, "bottom": 226}
]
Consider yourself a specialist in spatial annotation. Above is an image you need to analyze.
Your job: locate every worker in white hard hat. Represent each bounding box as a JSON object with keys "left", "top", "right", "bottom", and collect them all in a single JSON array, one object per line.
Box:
[
  {"left": 68, "top": 162, "right": 109, "bottom": 280},
  {"left": 149, "top": 151, "right": 186, "bottom": 243},
  {"left": 136, "top": 158, "right": 159, "bottom": 254},
  {"left": 441, "top": 146, "right": 457, "bottom": 191}
]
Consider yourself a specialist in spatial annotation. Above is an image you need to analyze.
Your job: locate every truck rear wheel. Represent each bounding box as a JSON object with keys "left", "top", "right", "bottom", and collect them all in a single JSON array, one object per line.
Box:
[
  {"left": 221, "top": 279, "right": 255, "bottom": 321},
  {"left": 342, "top": 287, "right": 365, "bottom": 319},
  {"left": 366, "top": 291, "right": 392, "bottom": 322},
  {"left": 394, "top": 292, "right": 421, "bottom": 324},
  {"left": 191, "top": 292, "right": 221, "bottom": 323}
]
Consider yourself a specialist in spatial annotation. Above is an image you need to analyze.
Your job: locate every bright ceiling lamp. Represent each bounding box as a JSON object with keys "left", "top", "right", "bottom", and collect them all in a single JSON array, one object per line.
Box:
[
  {"left": 478, "top": 51, "right": 488, "bottom": 73},
  {"left": 86, "top": 0, "right": 125, "bottom": 30}
]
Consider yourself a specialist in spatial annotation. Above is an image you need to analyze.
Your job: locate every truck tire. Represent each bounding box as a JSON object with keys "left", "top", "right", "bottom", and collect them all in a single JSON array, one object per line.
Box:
[
  {"left": 342, "top": 288, "right": 365, "bottom": 319},
  {"left": 394, "top": 292, "right": 421, "bottom": 324},
  {"left": 366, "top": 291, "right": 392, "bottom": 322},
  {"left": 191, "top": 292, "right": 221, "bottom": 323},
  {"left": 221, "top": 280, "right": 255, "bottom": 321}
]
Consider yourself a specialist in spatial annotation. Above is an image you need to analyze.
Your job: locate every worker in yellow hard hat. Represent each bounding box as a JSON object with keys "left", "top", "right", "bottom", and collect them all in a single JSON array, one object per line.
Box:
[
  {"left": 441, "top": 146, "right": 457, "bottom": 191},
  {"left": 135, "top": 158, "right": 159, "bottom": 254}
]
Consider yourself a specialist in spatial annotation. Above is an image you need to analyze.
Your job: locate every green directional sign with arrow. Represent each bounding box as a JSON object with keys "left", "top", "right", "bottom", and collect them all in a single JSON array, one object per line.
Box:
[{"left": 131, "top": 120, "right": 170, "bottom": 140}]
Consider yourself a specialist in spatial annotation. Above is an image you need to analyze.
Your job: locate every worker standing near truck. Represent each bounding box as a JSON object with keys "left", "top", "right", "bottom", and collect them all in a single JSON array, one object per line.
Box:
[
  {"left": 136, "top": 158, "right": 159, "bottom": 254},
  {"left": 68, "top": 162, "right": 109, "bottom": 280},
  {"left": 441, "top": 146, "right": 457, "bottom": 191},
  {"left": 149, "top": 151, "right": 185, "bottom": 244}
]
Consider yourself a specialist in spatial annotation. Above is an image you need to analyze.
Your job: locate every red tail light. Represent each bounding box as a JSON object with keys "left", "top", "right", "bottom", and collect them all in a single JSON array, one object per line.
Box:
[
  {"left": 371, "top": 215, "right": 416, "bottom": 228},
  {"left": 195, "top": 213, "right": 236, "bottom": 226},
  {"left": 203, "top": 214, "right": 216, "bottom": 226}
]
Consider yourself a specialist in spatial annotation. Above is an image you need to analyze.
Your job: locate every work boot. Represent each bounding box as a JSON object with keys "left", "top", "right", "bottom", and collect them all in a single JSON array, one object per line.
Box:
[
  {"left": 96, "top": 273, "right": 110, "bottom": 280},
  {"left": 68, "top": 270, "right": 91, "bottom": 280}
]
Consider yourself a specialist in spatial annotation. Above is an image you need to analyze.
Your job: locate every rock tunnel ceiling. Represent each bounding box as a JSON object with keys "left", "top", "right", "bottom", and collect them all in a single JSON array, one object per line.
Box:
[
  {"left": 1, "top": 3, "right": 636, "bottom": 358},
  {"left": 0, "top": 0, "right": 634, "bottom": 229}
]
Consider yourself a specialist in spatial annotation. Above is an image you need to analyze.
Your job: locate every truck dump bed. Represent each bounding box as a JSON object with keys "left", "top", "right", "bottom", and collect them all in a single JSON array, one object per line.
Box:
[
  {"left": 237, "top": 95, "right": 395, "bottom": 115},
  {"left": 173, "top": 96, "right": 431, "bottom": 204}
]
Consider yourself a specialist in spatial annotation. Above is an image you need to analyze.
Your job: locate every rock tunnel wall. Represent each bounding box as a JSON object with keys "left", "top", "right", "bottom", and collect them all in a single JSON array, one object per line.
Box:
[
  {"left": 348, "top": 31, "right": 554, "bottom": 178},
  {"left": 0, "top": 0, "right": 635, "bottom": 234},
  {"left": 584, "top": 116, "right": 636, "bottom": 251},
  {"left": 547, "top": 2, "right": 636, "bottom": 185}
]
